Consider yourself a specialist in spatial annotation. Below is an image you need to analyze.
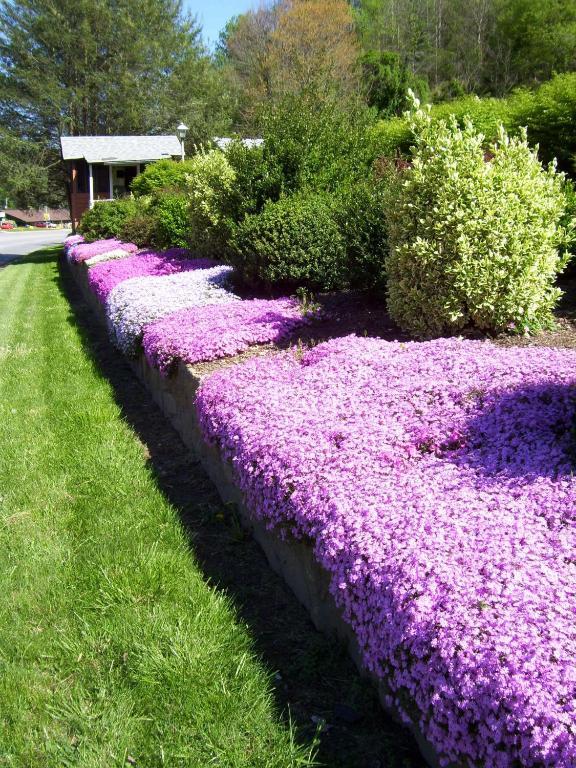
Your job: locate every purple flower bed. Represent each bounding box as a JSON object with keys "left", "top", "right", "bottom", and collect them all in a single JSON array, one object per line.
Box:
[
  {"left": 64, "top": 234, "right": 84, "bottom": 251},
  {"left": 87, "top": 250, "right": 216, "bottom": 304},
  {"left": 106, "top": 266, "right": 237, "bottom": 355},
  {"left": 67, "top": 238, "right": 138, "bottom": 264},
  {"left": 143, "top": 298, "right": 312, "bottom": 375},
  {"left": 196, "top": 335, "right": 576, "bottom": 767}
]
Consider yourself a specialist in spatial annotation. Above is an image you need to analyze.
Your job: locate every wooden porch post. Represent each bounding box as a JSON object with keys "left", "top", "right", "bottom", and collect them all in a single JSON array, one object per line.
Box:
[
  {"left": 88, "top": 163, "right": 94, "bottom": 209},
  {"left": 109, "top": 165, "right": 113, "bottom": 200}
]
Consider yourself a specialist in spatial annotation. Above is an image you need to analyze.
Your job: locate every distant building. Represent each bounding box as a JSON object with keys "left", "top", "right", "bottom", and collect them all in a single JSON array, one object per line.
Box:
[
  {"left": 5, "top": 208, "right": 71, "bottom": 227},
  {"left": 60, "top": 135, "right": 182, "bottom": 227}
]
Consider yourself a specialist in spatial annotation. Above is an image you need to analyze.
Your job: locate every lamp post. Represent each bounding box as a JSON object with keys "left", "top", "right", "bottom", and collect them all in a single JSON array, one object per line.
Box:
[{"left": 177, "top": 122, "right": 189, "bottom": 161}]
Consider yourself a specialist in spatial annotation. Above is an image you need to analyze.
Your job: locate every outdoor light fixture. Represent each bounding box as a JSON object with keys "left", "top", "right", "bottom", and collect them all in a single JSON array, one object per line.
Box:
[{"left": 176, "top": 122, "right": 188, "bottom": 161}]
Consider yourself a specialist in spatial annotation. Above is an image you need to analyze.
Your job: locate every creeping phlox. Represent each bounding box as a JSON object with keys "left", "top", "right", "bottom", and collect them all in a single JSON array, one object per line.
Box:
[
  {"left": 67, "top": 238, "right": 138, "bottom": 264},
  {"left": 196, "top": 335, "right": 576, "bottom": 768},
  {"left": 106, "top": 266, "right": 237, "bottom": 355},
  {"left": 87, "top": 249, "right": 214, "bottom": 305},
  {"left": 63, "top": 234, "right": 84, "bottom": 260},
  {"left": 63, "top": 234, "right": 84, "bottom": 253},
  {"left": 83, "top": 248, "right": 137, "bottom": 267},
  {"left": 143, "top": 298, "right": 313, "bottom": 375}
]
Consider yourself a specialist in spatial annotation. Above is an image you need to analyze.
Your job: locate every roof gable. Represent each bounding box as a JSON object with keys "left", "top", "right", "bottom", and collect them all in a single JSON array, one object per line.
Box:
[{"left": 60, "top": 135, "right": 181, "bottom": 163}]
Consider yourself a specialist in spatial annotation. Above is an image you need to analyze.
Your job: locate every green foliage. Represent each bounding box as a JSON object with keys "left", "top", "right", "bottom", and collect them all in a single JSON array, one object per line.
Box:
[
  {"left": 130, "top": 159, "right": 197, "bottom": 197},
  {"left": 369, "top": 116, "right": 412, "bottom": 158},
  {"left": 361, "top": 51, "right": 429, "bottom": 118},
  {"left": 494, "top": 0, "right": 576, "bottom": 89},
  {"left": 230, "top": 193, "right": 347, "bottom": 291},
  {"left": 386, "top": 105, "right": 570, "bottom": 336},
  {"left": 513, "top": 73, "right": 576, "bottom": 171},
  {"left": 371, "top": 92, "right": 523, "bottom": 158},
  {"left": 78, "top": 197, "right": 142, "bottom": 241},
  {"left": 430, "top": 94, "right": 519, "bottom": 140},
  {"left": 353, "top": 0, "right": 576, "bottom": 96},
  {"left": 259, "top": 92, "right": 377, "bottom": 195},
  {"left": 370, "top": 76, "right": 576, "bottom": 172},
  {"left": 0, "top": 131, "right": 65, "bottom": 208},
  {"left": 185, "top": 150, "right": 237, "bottom": 254},
  {"left": 151, "top": 193, "right": 190, "bottom": 249},
  {"left": 223, "top": 139, "right": 282, "bottom": 221},
  {"left": 128, "top": 152, "right": 238, "bottom": 252},
  {"left": 0, "top": 0, "right": 225, "bottom": 139},
  {"left": 119, "top": 211, "right": 158, "bottom": 248},
  {"left": 560, "top": 178, "right": 576, "bottom": 275},
  {"left": 331, "top": 181, "right": 388, "bottom": 291}
]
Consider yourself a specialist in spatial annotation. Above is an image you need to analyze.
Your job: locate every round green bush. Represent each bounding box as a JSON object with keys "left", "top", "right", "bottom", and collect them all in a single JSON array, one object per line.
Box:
[
  {"left": 331, "top": 181, "right": 388, "bottom": 291},
  {"left": 151, "top": 193, "right": 190, "bottom": 249},
  {"left": 119, "top": 212, "right": 157, "bottom": 248},
  {"left": 186, "top": 150, "right": 236, "bottom": 256},
  {"left": 130, "top": 159, "right": 196, "bottom": 196},
  {"left": 386, "top": 101, "right": 570, "bottom": 336},
  {"left": 230, "top": 194, "right": 347, "bottom": 291},
  {"left": 78, "top": 197, "right": 142, "bottom": 241},
  {"left": 222, "top": 139, "right": 282, "bottom": 222}
]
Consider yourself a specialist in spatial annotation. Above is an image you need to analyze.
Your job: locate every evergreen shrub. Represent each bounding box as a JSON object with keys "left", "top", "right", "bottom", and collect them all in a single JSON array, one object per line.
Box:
[{"left": 386, "top": 100, "right": 570, "bottom": 336}]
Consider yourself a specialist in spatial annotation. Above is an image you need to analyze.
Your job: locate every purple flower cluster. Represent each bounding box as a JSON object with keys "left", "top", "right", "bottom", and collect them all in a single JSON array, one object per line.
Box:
[
  {"left": 64, "top": 234, "right": 84, "bottom": 251},
  {"left": 106, "top": 266, "right": 237, "bottom": 355},
  {"left": 196, "top": 335, "right": 576, "bottom": 767},
  {"left": 87, "top": 249, "right": 216, "bottom": 304},
  {"left": 143, "top": 298, "right": 310, "bottom": 375},
  {"left": 84, "top": 248, "right": 137, "bottom": 267},
  {"left": 67, "top": 238, "right": 138, "bottom": 264},
  {"left": 63, "top": 235, "right": 84, "bottom": 261}
]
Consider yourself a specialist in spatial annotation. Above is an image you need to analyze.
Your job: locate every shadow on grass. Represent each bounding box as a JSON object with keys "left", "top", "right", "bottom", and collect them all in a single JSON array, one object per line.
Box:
[
  {"left": 51, "top": 251, "right": 425, "bottom": 768},
  {"left": 1, "top": 247, "right": 62, "bottom": 267}
]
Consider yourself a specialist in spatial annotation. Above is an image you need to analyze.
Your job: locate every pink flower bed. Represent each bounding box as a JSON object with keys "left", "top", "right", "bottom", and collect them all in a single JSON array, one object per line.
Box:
[
  {"left": 67, "top": 238, "right": 138, "bottom": 264},
  {"left": 64, "top": 234, "right": 84, "bottom": 250},
  {"left": 87, "top": 249, "right": 216, "bottom": 304},
  {"left": 196, "top": 335, "right": 576, "bottom": 767},
  {"left": 143, "top": 298, "right": 311, "bottom": 374},
  {"left": 106, "top": 266, "right": 236, "bottom": 355}
]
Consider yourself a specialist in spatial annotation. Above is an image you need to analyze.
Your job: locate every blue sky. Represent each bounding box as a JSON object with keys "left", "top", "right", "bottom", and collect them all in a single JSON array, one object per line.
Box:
[{"left": 184, "top": 1, "right": 257, "bottom": 48}]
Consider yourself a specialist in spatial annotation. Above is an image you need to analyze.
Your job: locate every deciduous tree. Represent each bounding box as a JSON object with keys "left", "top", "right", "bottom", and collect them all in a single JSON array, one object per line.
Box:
[{"left": 268, "top": 0, "right": 361, "bottom": 101}]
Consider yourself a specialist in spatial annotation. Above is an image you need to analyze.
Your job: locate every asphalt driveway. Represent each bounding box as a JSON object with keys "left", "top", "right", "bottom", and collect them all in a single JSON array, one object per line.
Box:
[{"left": 0, "top": 229, "right": 70, "bottom": 265}]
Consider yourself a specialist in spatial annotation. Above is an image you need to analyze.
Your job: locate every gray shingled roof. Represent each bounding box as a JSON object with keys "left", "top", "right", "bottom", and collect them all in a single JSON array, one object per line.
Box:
[{"left": 60, "top": 135, "right": 181, "bottom": 163}]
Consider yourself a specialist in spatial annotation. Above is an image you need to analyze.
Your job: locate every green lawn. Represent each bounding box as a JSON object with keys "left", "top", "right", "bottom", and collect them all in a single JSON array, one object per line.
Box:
[{"left": 0, "top": 248, "right": 316, "bottom": 767}]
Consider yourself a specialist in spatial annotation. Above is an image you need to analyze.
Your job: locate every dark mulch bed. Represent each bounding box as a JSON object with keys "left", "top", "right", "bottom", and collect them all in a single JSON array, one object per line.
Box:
[{"left": 302, "top": 276, "right": 576, "bottom": 352}]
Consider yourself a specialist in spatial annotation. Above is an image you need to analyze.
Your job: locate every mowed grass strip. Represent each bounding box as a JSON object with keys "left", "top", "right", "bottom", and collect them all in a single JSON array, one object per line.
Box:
[{"left": 0, "top": 248, "right": 316, "bottom": 768}]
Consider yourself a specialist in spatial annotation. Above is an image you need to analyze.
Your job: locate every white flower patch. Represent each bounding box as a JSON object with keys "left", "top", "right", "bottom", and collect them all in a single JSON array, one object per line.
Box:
[
  {"left": 84, "top": 248, "right": 135, "bottom": 267},
  {"left": 105, "top": 265, "right": 238, "bottom": 355}
]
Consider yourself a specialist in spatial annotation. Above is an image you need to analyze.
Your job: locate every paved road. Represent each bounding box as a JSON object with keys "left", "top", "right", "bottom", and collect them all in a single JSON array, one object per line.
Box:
[{"left": 0, "top": 229, "right": 70, "bottom": 265}]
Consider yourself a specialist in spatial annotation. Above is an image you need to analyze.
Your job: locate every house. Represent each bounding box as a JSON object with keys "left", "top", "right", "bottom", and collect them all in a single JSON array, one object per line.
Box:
[
  {"left": 5, "top": 208, "right": 71, "bottom": 227},
  {"left": 60, "top": 135, "right": 182, "bottom": 227}
]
